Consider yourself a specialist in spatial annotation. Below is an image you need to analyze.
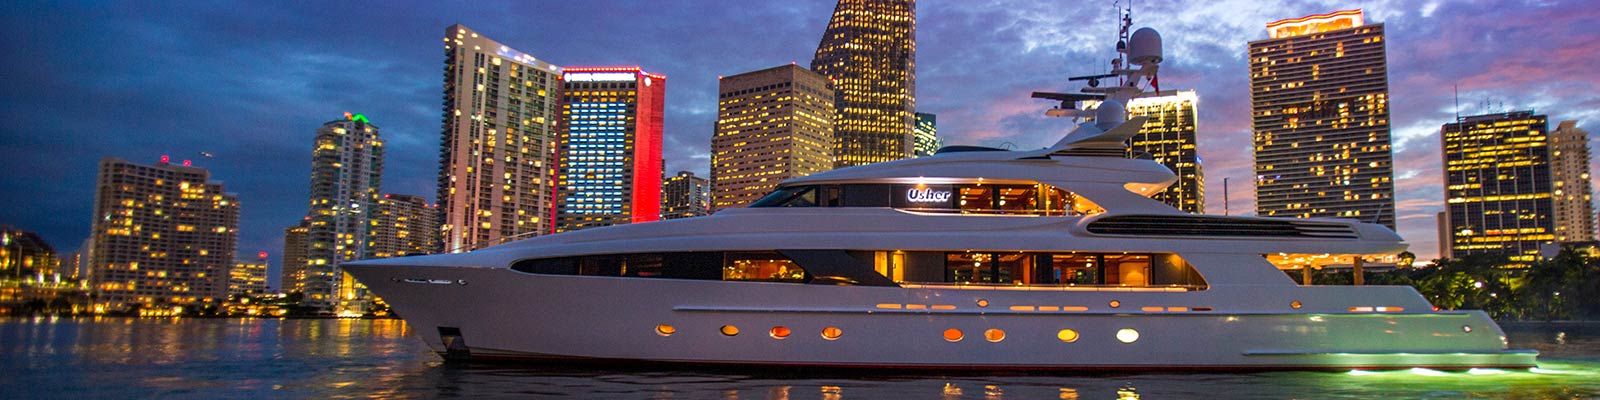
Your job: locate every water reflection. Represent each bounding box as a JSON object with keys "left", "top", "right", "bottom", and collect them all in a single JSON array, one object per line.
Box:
[{"left": 0, "top": 319, "right": 1597, "bottom": 399}]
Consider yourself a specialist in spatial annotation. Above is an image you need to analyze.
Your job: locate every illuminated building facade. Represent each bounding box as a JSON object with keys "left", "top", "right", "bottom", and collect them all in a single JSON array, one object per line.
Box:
[
  {"left": 1249, "top": 9, "right": 1396, "bottom": 228},
  {"left": 811, "top": 0, "right": 917, "bottom": 168},
  {"left": 1125, "top": 91, "right": 1205, "bottom": 213},
  {"left": 230, "top": 253, "right": 268, "bottom": 296},
  {"left": 439, "top": 24, "right": 563, "bottom": 252},
  {"left": 662, "top": 171, "right": 710, "bottom": 220},
  {"left": 303, "top": 114, "right": 383, "bottom": 312},
  {"left": 370, "top": 194, "right": 440, "bottom": 258},
  {"left": 1442, "top": 111, "right": 1552, "bottom": 263},
  {"left": 1550, "top": 120, "right": 1595, "bottom": 242},
  {"left": 88, "top": 157, "right": 238, "bottom": 311},
  {"left": 1, "top": 225, "right": 59, "bottom": 281},
  {"left": 555, "top": 67, "right": 664, "bottom": 232},
  {"left": 914, "top": 112, "right": 940, "bottom": 157},
  {"left": 712, "top": 64, "right": 835, "bottom": 210},
  {"left": 280, "top": 220, "right": 308, "bottom": 295}
]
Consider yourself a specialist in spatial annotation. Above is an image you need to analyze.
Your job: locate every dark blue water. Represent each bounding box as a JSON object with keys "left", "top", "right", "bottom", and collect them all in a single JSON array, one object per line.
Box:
[{"left": 1, "top": 317, "right": 1597, "bottom": 399}]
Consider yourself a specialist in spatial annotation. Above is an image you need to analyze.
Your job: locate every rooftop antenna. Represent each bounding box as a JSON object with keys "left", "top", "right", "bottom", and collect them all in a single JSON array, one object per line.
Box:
[{"left": 1453, "top": 84, "right": 1460, "bottom": 122}]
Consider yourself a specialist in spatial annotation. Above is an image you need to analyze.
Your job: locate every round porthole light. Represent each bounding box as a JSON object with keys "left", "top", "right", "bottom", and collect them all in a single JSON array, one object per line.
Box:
[
  {"left": 1109, "top": 300, "right": 1121, "bottom": 308},
  {"left": 821, "top": 326, "right": 843, "bottom": 340},
  {"left": 770, "top": 326, "right": 791, "bottom": 339},
  {"left": 976, "top": 299, "right": 990, "bottom": 308},
  {"left": 984, "top": 329, "right": 1006, "bottom": 342},
  {"left": 1116, "top": 328, "right": 1140, "bottom": 343},
  {"left": 1057, "top": 329, "right": 1080, "bottom": 343},
  {"left": 655, "top": 324, "right": 675, "bottom": 337},
  {"left": 943, "top": 328, "right": 964, "bottom": 342},
  {"left": 720, "top": 325, "right": 740, "bottom": 336},
  {"left": 1291, "top": 301, "right": 1303, "bottom": 309},
  {"left": 1462, "top": 325, "right": 1473, "bottom": 333}
]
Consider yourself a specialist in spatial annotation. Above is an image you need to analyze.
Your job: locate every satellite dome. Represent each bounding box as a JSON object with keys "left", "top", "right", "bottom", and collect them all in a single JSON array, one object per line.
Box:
[
  {"left": 1128, "top": 27, "right": 1163, "bottom": 66},
  {"left": 1095, "top": 99, "right": 1127, "bottom": 130}
]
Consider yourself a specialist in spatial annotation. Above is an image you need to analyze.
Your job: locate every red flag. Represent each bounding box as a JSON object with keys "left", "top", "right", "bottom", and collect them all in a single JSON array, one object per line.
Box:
[{"left": 1150, "top": 73, "right": 1160, "bottom": 92}]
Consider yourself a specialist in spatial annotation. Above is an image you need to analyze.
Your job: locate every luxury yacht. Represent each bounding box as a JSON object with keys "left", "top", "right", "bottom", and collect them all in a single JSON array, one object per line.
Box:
[{"left": 344, "top": 24, "right": 1536, "bottom": 371}]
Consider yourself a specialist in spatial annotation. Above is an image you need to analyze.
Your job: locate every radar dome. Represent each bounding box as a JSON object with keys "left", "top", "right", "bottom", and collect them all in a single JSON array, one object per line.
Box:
[
  {"left": 1128, "top": 27, "right": 1163, "bottom": 66},
  {"left": 1095, "top": 100, "right": 1127, "bottom": 130}
]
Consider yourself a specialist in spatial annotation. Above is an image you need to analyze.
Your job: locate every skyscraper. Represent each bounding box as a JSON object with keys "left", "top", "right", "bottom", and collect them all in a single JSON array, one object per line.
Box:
[
  {"left": 1549, "top": 120, "right": 1595, "bottom": 242},
  {"left": 554, "top": 67, "right": 665, "bottom": 232},
  {"left": 1249, "top": 9, "right": 1396, "bottom": 228},
  {"left": 1126, "top": 91, "right": 1205, "bottom": 213},
  {"left": 280, "top": 220, "right": 308, "bottom": 296},
  {"left": 1442, "top": 111, "right": 1552, "bottom": 264},
  {"left": 371, "top": 194, "right": 440, "bottom": 259},
  {"left": 811, "top": 0, "right": 916, "bottom": 168},
  {"left": 230, "top": 253, "right": 268, "bottom": 296},
  {"left": 439, "top": 25, "right": 564, "bottom": 252},
  {"left": 303, "top": 113, "right": 382, "bottom": 312},
  {"left": 711, "top": 64, "right": 835, "bottom": 210},
  {"left": 88, "top": 157, "right": 238, "bottom": 312},
  {"left": 1, "top": 225, "right": 59, "bottom": 281},
  {"left": 662, "top": 171, "right": 710, "bottom": 220},
  {"left": 914, "top": 112, "right": 940, "bottom": 157}
]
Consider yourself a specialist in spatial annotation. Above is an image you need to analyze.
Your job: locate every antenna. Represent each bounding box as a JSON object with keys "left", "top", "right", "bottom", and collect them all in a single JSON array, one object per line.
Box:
[{"left": 1453, "top": 84, "right": 1460, "bottom": 122}]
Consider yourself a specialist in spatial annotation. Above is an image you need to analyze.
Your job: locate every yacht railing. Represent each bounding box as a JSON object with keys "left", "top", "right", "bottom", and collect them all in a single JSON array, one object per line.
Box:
[{"left": 899, "top": 283, "right": 1202, "bottom": 292}]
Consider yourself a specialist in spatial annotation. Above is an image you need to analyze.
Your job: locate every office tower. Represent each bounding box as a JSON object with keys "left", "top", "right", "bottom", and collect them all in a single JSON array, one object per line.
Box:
[
  {"left": 1441, "top": 111, "right": 1552, "bottom": 264},
  {"left": 1249, "top": 9, "right": 1396, "bottom": 228},
  {"left": 230, "top": 253, "right": 268, "bottom": 296},
  {"left": 1, "top": 225, "right": 59, "bottom": 281},
  {"left": 303, "top": 113, "right": 383, "bottom": 312},
  {"left": 280, "top": 220, "right": 309, "bottom": 296},
  {"left": 662, "top": 171, "right": 711, "bottom": 220},
  {"left": 88, "top": 157, "right": 238, "bottom": 311},
  {"left": 711, "top": 64, "right": 835, "bottom": 210},
  {"left": 371, "top": 194, "right": 440, "bottom": 258},
  {"left": 554, "top": 67, "right": 664, "bottom": 232},
  {"left": 1126, "top": 91, "right": 1205, "bottom": 213},
  {"left": 439, "top": 25, "right": 564, "bottom": 252},
  {"left": 811, "top": 0, "right": 917, "bottom": 168},
  {"left": 914, "top": 112, "right": 940, "bottom": 157},
  {"left": 1436, "top": 211, "right": 1449, "bottom": 258},
  {"left": 1550, "top": 120, "right": 1595, "bottom": 242}
]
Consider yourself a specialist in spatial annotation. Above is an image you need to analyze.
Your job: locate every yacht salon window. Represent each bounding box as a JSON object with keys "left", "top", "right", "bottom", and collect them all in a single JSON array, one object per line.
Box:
[
  {"left": 749, "top": 182, "right": 1105, "bottom": 216},
  {"left": 869, "top": 250, "right": 1205, "bottom": 289}
]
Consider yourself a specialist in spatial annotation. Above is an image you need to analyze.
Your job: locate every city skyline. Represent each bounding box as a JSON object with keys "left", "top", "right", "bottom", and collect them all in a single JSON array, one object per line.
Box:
[{"left": 3, "top": 1, "right": 1600, "bottom": 289}]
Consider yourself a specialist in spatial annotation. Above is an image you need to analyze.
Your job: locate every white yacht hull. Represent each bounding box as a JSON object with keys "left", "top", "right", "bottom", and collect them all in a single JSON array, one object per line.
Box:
[{"left": 346, "top": 264, "right": 1536, "bottom": 371}]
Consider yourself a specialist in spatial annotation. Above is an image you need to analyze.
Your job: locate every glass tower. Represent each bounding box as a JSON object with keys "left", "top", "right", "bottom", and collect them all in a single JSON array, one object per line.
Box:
[
  {"left": 1442, "top": 111, "right": 1552, "bottom": 264},
  {"left": 811, "top": 0, "right": 917, "bottom": 168},
  {"left": 555, "top": 67, "right": 664, "bottom": 232},
  {"left": 1126, "top": 91, "right": 1205, "bottom": 214}
]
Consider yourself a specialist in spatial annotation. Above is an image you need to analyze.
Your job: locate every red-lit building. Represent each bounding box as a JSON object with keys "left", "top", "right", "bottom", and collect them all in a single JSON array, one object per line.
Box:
[{"left": 554, "top": 67, "right": 664, "bottom": 232}]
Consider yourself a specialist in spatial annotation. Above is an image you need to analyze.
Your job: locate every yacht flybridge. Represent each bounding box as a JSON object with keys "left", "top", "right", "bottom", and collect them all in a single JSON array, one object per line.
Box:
[{"left": 344, "top": 20, "right": 1535, "bottom": 371}]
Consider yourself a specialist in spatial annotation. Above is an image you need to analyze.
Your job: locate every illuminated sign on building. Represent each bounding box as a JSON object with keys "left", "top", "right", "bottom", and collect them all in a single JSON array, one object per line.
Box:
[
  {"left": 1267, "top": 9, "right": 1364, "bottom": 39},
  {"left": 906, "top": 187, "right": 952, "bottom": 203},
  {"left": 565, "top": 72, "right": 637, "bottom": 82}
]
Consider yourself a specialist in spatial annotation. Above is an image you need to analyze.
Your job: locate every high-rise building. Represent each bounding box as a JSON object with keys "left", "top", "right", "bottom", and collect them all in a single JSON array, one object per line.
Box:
[
  {"left": 1126, "top": 91, "right": 1205, "bottom": 213},
  {"left": 303, "top": 113, "right": 383, "bottom": 312},
  {"left": 230, "top": 253, "right": 268, "bottom": 296},
  {"left": 914, "top": 112, "right": 940, "bottom": 157},
  {"left": 371, "top": 194, "right": 440, "bottom": 258},
  {"left": 280, "top": 220, "right": 309, "bottom": 296},
  {"left": 811, "top": 0, "right": 917, "bottom": 168},
  {"left": 662, "top": 171, "right": 710, "bottom": 220},
  {"left": 711, "top": 64, "right": 835, "bottom": 210},
  {"left": 1550, "top": 120, "right": 1595, "bottom": 242},
  {"left": 1441, "top": 111, "right": 1552, "bottom": 264},
  {"left": 88, "top": 157, "right": 238, "bottom": 311},
  {"left": 439, "top": 24, "right": 564, "bottom": 252},
  {"left": 1249, "top": 9, "right": 1396, "bottom": 228},
  {"left": 554, "top": 67, "right": 664, "bottom": 232}
]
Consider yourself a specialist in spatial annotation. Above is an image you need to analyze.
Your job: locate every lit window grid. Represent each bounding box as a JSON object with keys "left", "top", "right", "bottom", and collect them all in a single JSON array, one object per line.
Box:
[{"left": 1442, "top": 113, "right": 1554, "bottom": 263}]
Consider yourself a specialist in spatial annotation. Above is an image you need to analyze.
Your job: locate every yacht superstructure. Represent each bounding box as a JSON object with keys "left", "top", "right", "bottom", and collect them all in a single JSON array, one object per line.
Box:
[{"left": 343, "top": 17, "right": 1535, "bottom": 371}]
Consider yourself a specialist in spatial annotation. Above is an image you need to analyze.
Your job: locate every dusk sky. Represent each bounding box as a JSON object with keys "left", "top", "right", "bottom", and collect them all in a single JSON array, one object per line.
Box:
[{"left": 3, "top": 1, "right": 1598, "bottom": 287}]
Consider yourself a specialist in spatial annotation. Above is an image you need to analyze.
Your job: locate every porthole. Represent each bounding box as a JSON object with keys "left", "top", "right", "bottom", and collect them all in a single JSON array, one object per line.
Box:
[
  {"left": 984, "top": 329, "right": 1006, "bottom": 342},
  {"left": 976, "top": 299, "right": 990, "bottom": 308},
  {"left": 821, "top": 326, "right": 843, "bottom": 340},
  {"left": 1291, "top": 301, "right": 1302, "bottom": 309},
  {"left": 1462, "top": 325, "right": 1473, "bottom": 333},
  {"left": 1057, "top": 329, "right": 1080, "bottom": 343},
  {"left": 943, "top": 328, "right": 964, "bottom": 342},
  {"left": 1116, "top": 328, "right": 1140, "bottom": 343},
  {"left": 770, "top": 326, "right": 791, "bottom": 339},
  {"left": 655, "top": 324, "right": 675, "bottom": 337},
  {"left": 720, "top": 325, "right": 740, "bottom": 336},
  {"left": 1109, "top": 300, "right": 1121, "bottom": 308}
]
